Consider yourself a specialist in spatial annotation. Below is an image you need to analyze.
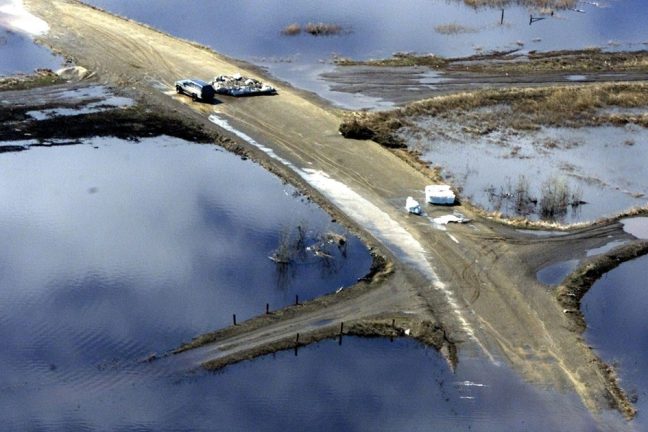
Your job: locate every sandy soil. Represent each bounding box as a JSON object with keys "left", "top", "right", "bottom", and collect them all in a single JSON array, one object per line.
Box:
[{"left": 21, "top": 0, "right": 648, "bottom": 422}]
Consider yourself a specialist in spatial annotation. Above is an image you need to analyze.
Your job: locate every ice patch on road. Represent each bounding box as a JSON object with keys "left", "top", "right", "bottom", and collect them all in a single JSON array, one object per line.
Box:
[
  {"left": 0, "top": 0, "right": 49, "bottom": 36},
  {"left": 208, "top": 113, "right": 496, "bottom": 363}
]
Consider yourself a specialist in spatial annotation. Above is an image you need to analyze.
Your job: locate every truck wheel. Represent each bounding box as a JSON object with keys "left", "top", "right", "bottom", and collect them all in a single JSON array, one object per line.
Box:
[
  {"left": 176, "top": 86, "right": 182, "bottom": 94},
  {"left": 191, "top": 93, "right": 198, "bottom": 102}
]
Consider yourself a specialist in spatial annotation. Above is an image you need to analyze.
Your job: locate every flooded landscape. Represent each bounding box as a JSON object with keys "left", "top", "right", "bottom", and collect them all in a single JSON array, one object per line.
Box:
[{"left": 2, "top": 0, "right": 648, "bottom": 430}]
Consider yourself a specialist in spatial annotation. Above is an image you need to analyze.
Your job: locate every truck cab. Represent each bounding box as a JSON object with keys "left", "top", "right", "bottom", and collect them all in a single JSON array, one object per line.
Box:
[{"left": 175, "top": 79, "right": 215, "bottom": 102}]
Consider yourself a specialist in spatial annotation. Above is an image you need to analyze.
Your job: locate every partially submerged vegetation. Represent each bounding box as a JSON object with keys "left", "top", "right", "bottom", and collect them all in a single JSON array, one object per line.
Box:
[
  {"left": 281, "top": 22, "right": 346, "bottom": 36},
  {"left": 461, "top": 0, "right": 576, "bottom": 9},
  {"left": 434, "top": 23, "right": 478, "bottom": 35},
  {"left": 335, "top": 49, "right": 648, "bottom": 75},
  {"left": 557, "top": 240, "right": 648, "bottom": 332},
  {"left": 556, "top": 240, "right": 648, "bottom": 419},
  {"left": 0, "top": 68, "right": 61, "bottom": 91},
  {"left": 486, "top": 175, "right": 584, "bottom": 219},
  {"left": 339, "top": 82, "right": 648, "bottom": 147}
]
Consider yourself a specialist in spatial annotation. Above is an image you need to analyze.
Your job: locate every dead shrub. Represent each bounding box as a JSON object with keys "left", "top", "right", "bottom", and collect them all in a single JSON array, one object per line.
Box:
[
  {"left": 281, "top": 23, "right": 302, "bottom": 36},
  {"left": 305, "top": 22, "right": 344, "bottom": 36},
  {"left": 434, "top": 23, "right": 478, "bottom": 35}
]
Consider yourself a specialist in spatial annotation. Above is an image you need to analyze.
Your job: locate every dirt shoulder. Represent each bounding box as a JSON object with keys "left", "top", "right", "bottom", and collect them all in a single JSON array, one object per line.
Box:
[{"left": 22, "top": 0, "right": 646, "bottom": 422}]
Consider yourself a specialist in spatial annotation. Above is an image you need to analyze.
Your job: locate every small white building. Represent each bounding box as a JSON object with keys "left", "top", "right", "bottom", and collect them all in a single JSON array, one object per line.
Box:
[{"left": 425, "top": 184, "right": 455, "bottom": 205}]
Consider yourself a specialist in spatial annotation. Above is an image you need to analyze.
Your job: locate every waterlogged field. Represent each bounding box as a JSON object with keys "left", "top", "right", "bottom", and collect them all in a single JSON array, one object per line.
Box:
[
  {"left": 404, "top": 122, "right": 648, "bottom": 223},
  {"left": 583, "top": 253, "right": 648, "bottom": 430}
]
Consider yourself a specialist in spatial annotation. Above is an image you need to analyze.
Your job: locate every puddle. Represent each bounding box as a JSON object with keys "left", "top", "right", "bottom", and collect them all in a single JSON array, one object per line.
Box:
[
  {"left": 621, "top": 217, "right": 648, "bottom": 239},
  {"left": 536, "top": 259, "right": 579, "bottom": 286},
  {"left": 566, "top": 74, "right": 587, "bottom": 81},
  {"left": 587, "top": 240, "right": 628, "bottom": 257},
  {"left": 516, "top": 229, "right": 569, "bottom": 237},
  {"left": 83, "top": 0, "right": 646, "bottom": 109},
  {"left": 26, "top": 92, "right": 133, "bottom": 119},
  {"left": 404, "top": 122, "right": 648, "bottom": 223},
  {"left": 582, "top": 255, "right": 648, "bottom": 430}
]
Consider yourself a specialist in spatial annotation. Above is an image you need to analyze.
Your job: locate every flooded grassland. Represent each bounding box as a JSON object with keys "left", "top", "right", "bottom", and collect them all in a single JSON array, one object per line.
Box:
[
  {"left": 6, "top": 0, "right": 648, "bottom": 429},
  {"left": 340, "top": 82, "right": 648, "bottom": 224}
]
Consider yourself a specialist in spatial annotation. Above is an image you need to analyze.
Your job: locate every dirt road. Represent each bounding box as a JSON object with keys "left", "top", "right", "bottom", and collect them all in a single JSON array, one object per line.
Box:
[{"left": 23, "top": 0, "right": 644, "bottom": 421}]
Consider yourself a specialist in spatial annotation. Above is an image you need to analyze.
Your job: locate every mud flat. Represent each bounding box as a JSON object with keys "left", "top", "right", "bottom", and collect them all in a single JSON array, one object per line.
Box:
[{"left": 18, "top": 0, "right": 648, "bottom": 425}]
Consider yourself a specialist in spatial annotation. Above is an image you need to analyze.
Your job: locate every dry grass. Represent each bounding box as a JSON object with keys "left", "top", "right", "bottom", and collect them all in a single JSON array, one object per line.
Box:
[
  {"left": 339, "top": 83, "right": 648, "bottom": 146},
  {"left": 462, "top": 0, "right": 577, "bottom": 9},
  {"left": 336, "top": 48, "right": 648, "bottom": 74},
  {"left": 281, "top": 23, "right": 301, "bottom": 36},
  {"left": 336, "top": 51, "right": 448, "bottom": 68},
  {"left": 434, "top": 23, "right": 478, "bottom": 35}
]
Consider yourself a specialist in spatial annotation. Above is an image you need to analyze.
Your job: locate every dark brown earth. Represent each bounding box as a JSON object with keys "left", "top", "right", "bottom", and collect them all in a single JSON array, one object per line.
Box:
[{"left": 17, "top": 0, "right": 648, "bottom": 424}]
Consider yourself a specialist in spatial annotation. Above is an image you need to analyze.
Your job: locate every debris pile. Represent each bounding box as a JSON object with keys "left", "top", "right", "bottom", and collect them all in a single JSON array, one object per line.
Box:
[
  {"left": 405, "top": 196, "right": 422, "bottom": 215},
  {"left": 212, "top": 73, "right": 276, "bottom": 96}
]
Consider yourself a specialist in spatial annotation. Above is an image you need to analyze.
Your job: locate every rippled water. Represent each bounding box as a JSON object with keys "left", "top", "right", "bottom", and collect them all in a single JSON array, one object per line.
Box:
[
  {"left": 0, "top": 136, "right": 375, "bottom": 428},
  {"left": 583, "top": 255, "right": 648, "bottom": 429},
  {"left": 0, "top": 136, "right": 621, "bottom": 430},
  {"left": 83, "top": 0, "right": 647, "bottom": 107}
]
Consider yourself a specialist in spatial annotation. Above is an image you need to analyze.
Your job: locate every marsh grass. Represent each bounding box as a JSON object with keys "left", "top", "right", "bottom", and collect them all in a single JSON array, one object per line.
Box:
[
  {"left": 340, "top": 83, "right": 648, "bottom": 146},
  {"left": 336, "top": 48, "right": 648, "bottom": 75},
  {"left": 462, "top": 0, "right": 577, "bottom": 8},
  {"left": 434, "top": 23, "right": 478, "bottom": 35},
  {"left": 305, "top": 22, "right": 344, "bottom": 36},
  {"left": 281, "top": 23, "right": 301, "bottom": 36}
]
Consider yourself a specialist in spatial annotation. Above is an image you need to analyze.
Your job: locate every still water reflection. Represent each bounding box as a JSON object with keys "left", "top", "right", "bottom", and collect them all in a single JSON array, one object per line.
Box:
[
  {"left": 583, "top": 255, "right": 648, "bottom": 430},
  {"left": 84, "top": 0, "right": 647, "bottom": 107},
  {"left": 0, "top": 136, "right": 616, "bottom": 430}
]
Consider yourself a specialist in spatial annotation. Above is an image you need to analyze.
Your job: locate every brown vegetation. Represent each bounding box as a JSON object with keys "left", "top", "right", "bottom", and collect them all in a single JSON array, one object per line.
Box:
[
  {"left": 555, "top": 241, "right": 648, "bottom": 418},
  {"left": 336, "top": 48, "right": 648, "bottom": 75},
  {"left": 462, "top": 0, "right": 577, "bottom": 9},
  {"left": 0, "top": 69, "right": 61, "bottom": 91},
  {"left": 434, "top": 23, "right": 478, "bottom": 35},
  {"left": 339, "top": 83, "right": 648, "bottom": 147},
  {"left": 280, "top": 23, "right": 301, "bottom": 36},
  {"left": 281, "top": 22, "right": 347, "bottom": 37}
]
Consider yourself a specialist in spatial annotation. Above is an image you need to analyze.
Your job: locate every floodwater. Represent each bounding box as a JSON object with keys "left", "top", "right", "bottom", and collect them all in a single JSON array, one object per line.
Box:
[
  {"left": 83, "top": 0, "right": 648, "bottom": 108},
  {"left": 537, "top": 259, "right": 579, "bottom": 286},
  {"left": 622, "top": 217, "right": 648, "bottom": 240},
  {"left": 0, "top": 27, "right": 61, "bottom": 75},
  {"left": 0, "top": 138, "right": 612, "bottom": 431},
  {"left": 403, "top": 122, "right": 648, "bottom": 223},
  {"left": 0, "top": 0, "right": 62, "bottom": 75},
  {"left": 582, "top": 255, "right": 648, "bottom": 430}
]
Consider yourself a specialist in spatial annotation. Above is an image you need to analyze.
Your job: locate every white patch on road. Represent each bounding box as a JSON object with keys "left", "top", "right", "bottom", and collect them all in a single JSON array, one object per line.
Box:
[
  {"left": 0, "top": 0, "right": 49, "bottom": 36},
  {"left": 447, "top": 233, "right": 460, "bottom": 244},
  {"left": 208, "top": 113, "right": 498, "bottom": 364}
]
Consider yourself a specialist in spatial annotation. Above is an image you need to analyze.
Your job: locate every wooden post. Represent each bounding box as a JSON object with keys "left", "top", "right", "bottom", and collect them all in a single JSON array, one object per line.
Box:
[
  {"left": 500, "top": 9, "right": 504, "bottom": 25},
  {"left": 266, "top": 303, "right": 269, "bottom": 314},
  {"left": 233, "top": 314, "right": 237, "bottom": 326},
  {"left": 338, "top": 322, "right": 344, "bottom": 345},
  {"left": 295, "top": 294, "right": 299, "bottom": 305}
]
